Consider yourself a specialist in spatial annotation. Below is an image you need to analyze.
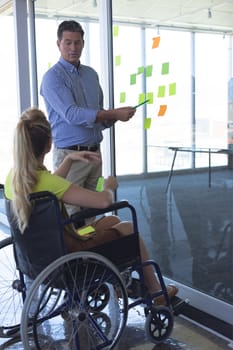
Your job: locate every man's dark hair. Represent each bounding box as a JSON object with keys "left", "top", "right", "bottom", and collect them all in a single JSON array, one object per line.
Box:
[{"left": 57, "top": 20, "right": 84, "bottom": 40}]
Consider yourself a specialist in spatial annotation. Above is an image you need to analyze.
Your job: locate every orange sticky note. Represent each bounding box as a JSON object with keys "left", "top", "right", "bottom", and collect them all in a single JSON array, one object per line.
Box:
[
  {"left": 158, "top": 105, "right": 167, "bottom": 116},
  {"left": 152, "top": 36, "right": 160, "bottom": 49}
]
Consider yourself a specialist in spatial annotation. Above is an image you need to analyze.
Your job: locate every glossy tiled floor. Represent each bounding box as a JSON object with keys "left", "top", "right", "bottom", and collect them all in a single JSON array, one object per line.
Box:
[{"left": 0, "top": 306, "right": 231, "bottom": 350}]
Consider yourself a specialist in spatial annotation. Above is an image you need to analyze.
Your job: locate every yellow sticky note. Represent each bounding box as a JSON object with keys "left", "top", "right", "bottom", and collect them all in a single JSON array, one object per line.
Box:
[
  {"left": 169, "top": 83, "right": 176, "bottom": 96},
  {"left": 113, "top": 25, "right": 119, "bottom": 37},
  {"left": 144, "top": 118, "right": 151, "bottom": 129},
  {"left": 138, "top": 93, "right": 146, "bottom": 104},
  {"left": 146, "top": 92, "right": 154, "bottom": 104},
  {"left": 115, "top": 55, "right": 121, "bottom": 66},
  {"left": 77, "top": 226, "right": 95, "bottom": 236},
  {"left": 158, "top": 86, "right": 166, "bottom": 98},
  {"left": 96, "top": 176, "right": 104, "bottom": 192},
  {"left": 120, "top": 92, "right": 126, "bottom": 103}
]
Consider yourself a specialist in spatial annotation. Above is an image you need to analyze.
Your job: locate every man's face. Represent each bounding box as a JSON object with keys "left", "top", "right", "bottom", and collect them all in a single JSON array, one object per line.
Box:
[{"left": 57, "top": 31, "right": 84, "bottom": 65}]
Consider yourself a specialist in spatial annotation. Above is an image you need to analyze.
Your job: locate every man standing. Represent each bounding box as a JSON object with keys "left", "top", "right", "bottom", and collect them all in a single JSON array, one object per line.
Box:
[{"left": 40, "top": 20, "right": 135, "bottom": 215}]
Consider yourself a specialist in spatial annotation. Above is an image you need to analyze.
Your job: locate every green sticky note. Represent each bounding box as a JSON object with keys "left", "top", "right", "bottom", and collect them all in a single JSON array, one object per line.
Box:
[
  {"left": 78, "top": 225, "right": 95, "bottom": 236},
  {"left": 158, "top": 85, "right": 166, "bottom": 98},
  {"left": 162, "top": 62, "right": 169, "bottom": 75},
  {"left": 169, "top": 82, "right": 176, "bottom": 96},
  {"left": 137, "top": 66, "right": 144, "bottom": 74},
  {"left": 130, "top": 74, "right": 137, "bottom": 85},
  {"left": 120, "top": 92, "right": 126, "bottom": 103},
  {"left": 113, "top": 25, "right": 119, "bottom": 37},
  {"left": 146, "top": 92, "right": 154, "bottom": 104},
  {"left": 144, "top": 118, "right": 151, "bottom": 129},
  {"left": 138, "top": 93, "right": 146, "bottom": 104},
  {"left": 96, "top": 176, "right": 104, "bottom": 192},
  {"left": 146, "top": 65, "right": 153, "bottom": 77},
  {"left": 115, "top": 55, "right": 121, "bottom": 66}
]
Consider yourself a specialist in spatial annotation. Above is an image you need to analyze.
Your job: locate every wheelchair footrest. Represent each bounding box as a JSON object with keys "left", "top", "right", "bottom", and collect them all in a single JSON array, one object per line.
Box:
[{"left": 171, "top": 296, "right": 190, "bottom": 316}]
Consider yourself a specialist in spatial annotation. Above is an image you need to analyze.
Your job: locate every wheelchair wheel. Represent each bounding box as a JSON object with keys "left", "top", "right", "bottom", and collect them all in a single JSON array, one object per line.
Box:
[
  {"left": 86, "top": 283, "right": 110, "bottom": 312},
  {"left": 145, "top": 305, "right": 174, "bottom": 344},
  {"left": 0, "top": 237, "right": 25, "bottom": 338},
  {"left": 21, "top": 251, "right": 128, "bottom": 350}
]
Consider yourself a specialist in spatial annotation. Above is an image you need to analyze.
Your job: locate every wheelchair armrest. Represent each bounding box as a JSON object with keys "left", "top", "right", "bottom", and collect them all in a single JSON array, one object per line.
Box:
[
  {"left": 70, "top": 199, "right": 139, "bottom": 237},
  {"left": 70, "top": 200, "right": 130, "bottom": 222}
]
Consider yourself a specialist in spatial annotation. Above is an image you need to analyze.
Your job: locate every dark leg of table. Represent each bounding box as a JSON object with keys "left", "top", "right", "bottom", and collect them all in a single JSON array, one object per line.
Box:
[{"left": 165, "top": 149, "right": 178, "bottom": 193}]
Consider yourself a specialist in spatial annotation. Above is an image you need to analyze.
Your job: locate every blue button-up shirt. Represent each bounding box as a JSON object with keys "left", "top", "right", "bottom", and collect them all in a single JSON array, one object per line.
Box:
[{"left": 40, "top": 57, "right": 110, "bottom": 148}]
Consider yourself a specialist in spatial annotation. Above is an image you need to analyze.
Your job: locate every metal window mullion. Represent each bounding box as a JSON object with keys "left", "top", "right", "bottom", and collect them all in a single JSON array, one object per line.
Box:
[{"left": 13, "top": 0, "right": 31, "bottom": 113}]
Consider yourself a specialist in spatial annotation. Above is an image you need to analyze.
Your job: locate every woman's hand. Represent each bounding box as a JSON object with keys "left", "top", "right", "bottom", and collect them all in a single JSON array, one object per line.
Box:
[
  {"left": 68, "top": 151, "right": 101, "bottom": 164},
  {"left": 54, "top": 151, "right": 101, "bottom": 178},
  {"left": 103, "top": 176, "right": 118, "bottom": 192}
]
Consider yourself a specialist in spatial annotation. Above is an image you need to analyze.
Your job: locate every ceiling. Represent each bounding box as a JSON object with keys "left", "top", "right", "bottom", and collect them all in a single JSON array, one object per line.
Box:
[{"left": 1, "top": 0, "right": 233, "bottom": 34}]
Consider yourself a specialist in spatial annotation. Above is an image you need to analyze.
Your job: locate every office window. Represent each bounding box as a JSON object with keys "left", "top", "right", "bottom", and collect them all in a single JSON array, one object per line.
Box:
[
  {"left": 113, "top": 26, "right": 231, "bottom": 175},
  {"left": 0, "top": 15, "right": 18, "bottom": 184},
  {"left": 195, "top": 33, "right": 230, "bottom": 167}
]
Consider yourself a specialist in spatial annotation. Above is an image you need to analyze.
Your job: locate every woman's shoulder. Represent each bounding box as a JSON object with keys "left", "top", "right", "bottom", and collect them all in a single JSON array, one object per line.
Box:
[{"left": 36, "top": 170, "right": 72, "bottom": 199}]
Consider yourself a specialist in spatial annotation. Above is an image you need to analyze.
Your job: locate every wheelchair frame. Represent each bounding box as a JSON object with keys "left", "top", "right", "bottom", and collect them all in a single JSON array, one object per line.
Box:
[{"left": 0, "top": 186, "right": 175, "bottom": 349}]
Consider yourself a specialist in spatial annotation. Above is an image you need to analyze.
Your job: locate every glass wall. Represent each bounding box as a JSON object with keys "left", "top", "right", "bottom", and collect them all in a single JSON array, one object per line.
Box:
[
  {"left": 0, "top": 13, "right": 18, "bottom": 184},
  {"left": 4, "top": 0, "right": 231, "bottom": 329},
  {"left": 32, "top": 1, "right": 233, "bottom": 307},
  {"left": 113, "top": 26, "right": 231, "bottom": 175},
  {"left": 111, "top": 2, "right": 233, "bottom": 324}
]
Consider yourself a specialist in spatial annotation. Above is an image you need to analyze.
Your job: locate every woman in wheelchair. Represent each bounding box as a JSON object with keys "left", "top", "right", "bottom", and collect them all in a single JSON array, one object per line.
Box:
[{"left": 4, "top": 107, "right": 178, "bottom": 305}]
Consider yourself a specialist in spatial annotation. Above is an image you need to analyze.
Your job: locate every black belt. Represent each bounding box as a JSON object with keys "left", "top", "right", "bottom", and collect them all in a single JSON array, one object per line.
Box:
[{"left": 59, "top": 144, "right": 100, "bottom": 152}]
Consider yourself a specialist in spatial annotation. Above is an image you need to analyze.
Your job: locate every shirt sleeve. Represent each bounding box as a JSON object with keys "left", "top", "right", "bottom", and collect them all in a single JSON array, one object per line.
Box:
[
  {"left": 4, "top": 169, "right": 72, "bottom": 201},
  {"left": 35, "top": 170, "right": 72, "bottom": 199}
]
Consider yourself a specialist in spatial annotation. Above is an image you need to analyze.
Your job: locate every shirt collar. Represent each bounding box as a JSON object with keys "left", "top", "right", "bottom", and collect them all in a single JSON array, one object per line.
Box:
[{"left": 59, "top": 56, "right": 80, "bottom": 73}]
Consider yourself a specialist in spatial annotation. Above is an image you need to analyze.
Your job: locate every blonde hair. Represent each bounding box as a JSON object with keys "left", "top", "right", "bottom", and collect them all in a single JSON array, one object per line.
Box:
[{"left": 11, "top": 108, "right": 51, "bottom": 232}]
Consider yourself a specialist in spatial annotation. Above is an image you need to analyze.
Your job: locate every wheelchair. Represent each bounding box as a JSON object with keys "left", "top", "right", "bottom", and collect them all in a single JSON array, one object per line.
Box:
[{"left": 0, "top": 184, "right": 179, "bottom": 349}]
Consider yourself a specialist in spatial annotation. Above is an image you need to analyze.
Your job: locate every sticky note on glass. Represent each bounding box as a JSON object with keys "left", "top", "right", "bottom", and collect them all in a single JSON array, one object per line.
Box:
[
  {"left": 113, "top": 25, "right": 119, "bottom": 37},
  {"left": 162, "top": 62, "right": 169, "bottom": 75},
  {"left": 144, "top": 118, "right": 151, "bottom": 129},
  {"left": 158, "top": 105, "right": 167, "bottom": 116},
  {"left": 146, "top": 65, "right": 153, "bottom": 77},
  {"left": 146, "top": 92, "right": 154, "bottom": 104},
  {"left": 77, "top": 225, "right": 95, "bottom": 236},
  {"left": 169, "top": 83, "right": 176, "bottom": 96},
  {"left": 120, "top": 92, "right": 126, "bottom": 103},
  {"left": 152, "top": 36, "right": 160, "bottom": 49},
  {"left": 115, "top": 55, "right": 121, "bottom": 66},
  {"left": 96, "top": 176, "right": 104, "bottom": 192},
  {"left": 130, "top": 74, "right": 137, "bottom": 85},
  {"left": 138, "top": 93, "right": 146, "bottom": 104},
  {"left": 158, "top": 86, "right": 166, "bottom": 98},
  {"left": 138, "top": 66, "right": 144, "bottom": 74}
]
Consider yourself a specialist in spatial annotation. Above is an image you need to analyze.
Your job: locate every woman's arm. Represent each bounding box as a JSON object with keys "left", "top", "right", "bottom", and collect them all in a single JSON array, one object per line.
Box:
[
  {"left": 54, "top": 151, "right": 101, "bottom": 178},
  {"left": 62, "top": 176, "right": 117, "bottom": 209}
]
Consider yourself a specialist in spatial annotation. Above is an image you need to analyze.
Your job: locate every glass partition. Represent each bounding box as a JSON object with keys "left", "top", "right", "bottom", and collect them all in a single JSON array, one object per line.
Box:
[
  {"left": 111, "top": 0, "right": 233, "bottom": 328},
  {"left": 32, "top": 0, "right": 233, "bottom": 329},
  {"left": 0, "top": 12, "right": 18, "bottom": 184}
]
